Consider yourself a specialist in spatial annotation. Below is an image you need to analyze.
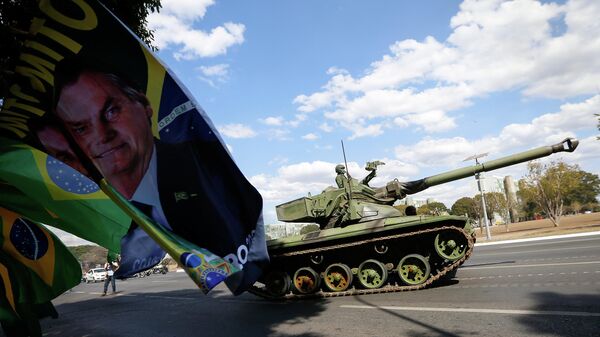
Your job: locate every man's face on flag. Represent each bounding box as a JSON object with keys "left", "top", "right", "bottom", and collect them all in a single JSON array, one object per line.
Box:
[
  {"left": 36, "top": 124, "right": 89, "bottom": 176},
  {"left": 55, "top": 71, "right": 154, "bottom": 196}
]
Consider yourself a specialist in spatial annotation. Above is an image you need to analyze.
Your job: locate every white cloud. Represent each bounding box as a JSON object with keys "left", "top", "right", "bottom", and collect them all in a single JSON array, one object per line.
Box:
[
  {"left": 345, "top": 123, "right": 384, "bottom": 140},
  {"left": 302, "top": 133, "right": 319, "bottom": 141},
  {"left": 267, "top": 128, "right": 291, "bottom": 141},
  {"left": 199, "top": 64, "right": 229, "bottom": 77},
  {"left": 394, "top": 94, "right": 599, "bottom": 168},
  {"left": 148, "top": 0, "right": 245, "bottom": 60},
  {"left": 261, "top": 116, "right": 284, "bottom": 126},
  {"left": 250, "top": 161, "right": 335, "bottom": 202},
  {"left": 267, "top": 156, "right": 289, "bottom": 166},
  {"left": 197, "top": 64, "right": 229, "bottom": 87},
  {"left": 217, "top": 123, "right": 257, "bottom": 138},
  {"left": 294, "top": 0, "right": 600, "bottom": 139},
  {"left": 319, "top": 122, "right": 333, "bottom": 132},
  {"left": 287, "top": 114, "right": 307, "bottom": 128},
  {"left": 48, "top": 227, "right": 94, "bottom": 246},
  {"left": 251, "top": 159, "right": 420, "bottom": 207}
]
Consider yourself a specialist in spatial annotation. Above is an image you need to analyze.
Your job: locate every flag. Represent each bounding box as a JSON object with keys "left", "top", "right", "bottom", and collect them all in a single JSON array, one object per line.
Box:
[
  {"left": 0, "top": 139, "right": 130, "bottom": 251},
  {"left": 0, "top": 0, "right": 268, "bottom": 294},
  {"left": 0, "top": 207, "right": 81, "bottom": 336}
]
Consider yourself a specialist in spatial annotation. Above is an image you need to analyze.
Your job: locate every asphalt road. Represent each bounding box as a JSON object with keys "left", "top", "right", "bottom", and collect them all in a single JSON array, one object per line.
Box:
[{"left": 28, "top": 233, "right": 600, "bottom": 337}]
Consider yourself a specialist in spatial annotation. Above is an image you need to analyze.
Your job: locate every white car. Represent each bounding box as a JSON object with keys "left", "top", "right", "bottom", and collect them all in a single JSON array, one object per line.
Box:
[{"left": 84, "top": 268, "right": 107, "bottom": 283}]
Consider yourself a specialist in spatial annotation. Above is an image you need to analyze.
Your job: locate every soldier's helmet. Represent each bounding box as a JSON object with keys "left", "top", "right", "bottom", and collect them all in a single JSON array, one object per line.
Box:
[{"left": 335, "top": 164, "right": 346, "bottom": 174}]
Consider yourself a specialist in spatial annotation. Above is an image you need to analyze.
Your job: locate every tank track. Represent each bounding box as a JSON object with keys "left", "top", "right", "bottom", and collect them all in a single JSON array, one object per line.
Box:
[{"left": 249, "top": 226, "right": 475, "bottom": 300}]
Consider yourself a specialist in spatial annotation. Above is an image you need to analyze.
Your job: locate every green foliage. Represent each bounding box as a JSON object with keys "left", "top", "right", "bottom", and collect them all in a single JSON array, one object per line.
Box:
[
  {"left": 450, "top": 197, "right": 477, "bottom": 218},
  {"left": 596, "top": 113, "right": 600, "bottom": 140},
  {"left": 417, "top": 202, "right": 448, "bottom": 216},
  {"left": 566, "top": 171, "right": 600, "bottom": 205},
  {"left": 299, "top": 224, "right": 320, "bottom": 235},
  {"left": 393, "top": 204, "right": 408, "bottom": 214},
  {"left": 67, "top": 245, "right": 108, "bottom": 270},
  {"left": 518, "top": 161, "right": 600, "bottom": 224},
  {"left": 517, "top": 160, "right": 587, "bottom": 226},
  {"left": 472, "top": 192, "right": 507, "bottom": 223},
  {"left": 0, "top": 0, "right": 162, "bottom": 100}
]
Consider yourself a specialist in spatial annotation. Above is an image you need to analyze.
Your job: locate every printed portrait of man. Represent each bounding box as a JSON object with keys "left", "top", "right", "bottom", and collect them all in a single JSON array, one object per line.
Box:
[
  {"left": 51, "top": 63, "right": 266, "bottom": 283},
  {"left": 32, "top": 118, "right": 90, "bottom": 177}
]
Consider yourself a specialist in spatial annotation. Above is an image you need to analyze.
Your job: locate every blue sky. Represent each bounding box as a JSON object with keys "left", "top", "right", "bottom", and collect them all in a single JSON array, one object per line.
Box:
[
  {"left": 55, "top": 0, "right": 600, "bottom": 244},
  {"left": 152, "top": 0, "right": 599, "bottom": 226}
]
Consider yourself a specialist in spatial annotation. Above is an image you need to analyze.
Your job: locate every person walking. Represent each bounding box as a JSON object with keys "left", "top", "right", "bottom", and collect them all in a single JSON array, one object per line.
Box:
[{"left": 102, "top": 253, "right": 120, "bottom": 296}]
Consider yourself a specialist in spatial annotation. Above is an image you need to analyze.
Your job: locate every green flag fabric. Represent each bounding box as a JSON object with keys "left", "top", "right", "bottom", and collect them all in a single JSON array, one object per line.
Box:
[
  {"left": 0, "top": 207, "right": 81, "bottom": 335},
  {"left": 0, "top": 138, "right": 130, "bottom": 251}
]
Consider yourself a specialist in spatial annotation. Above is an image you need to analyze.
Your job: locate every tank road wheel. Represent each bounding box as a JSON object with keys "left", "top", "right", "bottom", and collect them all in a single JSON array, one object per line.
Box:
[
  {"left": 357, "top": 259, "right": 388, "bottom": 289},
  {"left": 323, "top": 263, "right": 353, "bottom": 292},
  {"left": 264, "top": 271, "right": 291, "bottom": 297},
  {"left": 397, "top": 254, "right": 431, "bottom": 286},
  {"left": 434, "top": 231, "right": 467, "bottom": 261},
  {"left": 293, "top": 267, "right": 321, "bottom": 294}
]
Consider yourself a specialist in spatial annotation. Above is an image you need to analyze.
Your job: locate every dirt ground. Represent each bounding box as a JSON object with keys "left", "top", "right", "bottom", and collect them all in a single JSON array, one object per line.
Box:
[{"left": 473, "top": 212, "right": 600, "bottom": 242}]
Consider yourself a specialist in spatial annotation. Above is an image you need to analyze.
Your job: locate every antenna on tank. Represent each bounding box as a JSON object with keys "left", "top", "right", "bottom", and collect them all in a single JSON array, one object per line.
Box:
[{"left": 341, "top": 140, "right": 353, "bottom": 197}]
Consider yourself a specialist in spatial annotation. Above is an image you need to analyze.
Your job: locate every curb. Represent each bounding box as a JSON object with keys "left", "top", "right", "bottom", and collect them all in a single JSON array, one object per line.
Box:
[{"left": 475, "top": 230, "right": 600, "bottom": 246}]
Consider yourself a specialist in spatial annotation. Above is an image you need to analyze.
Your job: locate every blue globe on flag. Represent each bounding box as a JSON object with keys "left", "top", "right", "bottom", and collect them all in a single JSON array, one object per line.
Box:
[
  {"left": 46, "top": 157, "right": 99, "bottom": 194},
  {"left": 10, "top": 218, "right": 48, "bottom": 260}
]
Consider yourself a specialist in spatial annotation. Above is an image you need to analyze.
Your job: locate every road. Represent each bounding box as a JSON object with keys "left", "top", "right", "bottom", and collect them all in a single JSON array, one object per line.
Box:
[{"left": 32, "top": 233, "right": 600, "bottom": 337}]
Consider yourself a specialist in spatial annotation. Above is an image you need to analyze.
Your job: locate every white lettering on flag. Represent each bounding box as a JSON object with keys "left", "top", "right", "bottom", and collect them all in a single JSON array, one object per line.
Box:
[{"left": 158, "top": 101, "right": 195, "bottom": 131}]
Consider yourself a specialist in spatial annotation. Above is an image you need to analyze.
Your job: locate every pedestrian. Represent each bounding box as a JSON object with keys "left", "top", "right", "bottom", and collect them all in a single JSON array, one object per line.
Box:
[{"left": 102, "top": 253, "right": 120, "bottom": 296}]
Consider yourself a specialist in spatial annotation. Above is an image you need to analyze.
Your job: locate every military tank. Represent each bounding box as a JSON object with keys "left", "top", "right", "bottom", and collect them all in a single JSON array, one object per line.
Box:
[{"left": 250, "top": 138, "right": 579, "bottom": 299}]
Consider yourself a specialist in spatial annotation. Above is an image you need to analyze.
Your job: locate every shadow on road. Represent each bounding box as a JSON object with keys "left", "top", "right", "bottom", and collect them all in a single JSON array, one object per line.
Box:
[
  {"left": 516, "top": 292, "right": 600, "bottom": 337},
  {"left": 352, "top": 296, "right": 474, "bottom": 337},
  {"left": 39, "top": 288, "right": 328, "bottom": 337}
]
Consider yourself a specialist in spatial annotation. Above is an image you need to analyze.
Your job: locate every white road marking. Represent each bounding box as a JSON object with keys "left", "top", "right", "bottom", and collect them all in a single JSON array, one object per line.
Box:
[
  {"left": 341, "top": 305, "right": 600, "bottom": 317},
  {"left": 476, "top": 245, "right": 600, "bottom": 257},
  {"left": 459, "top": 270, "right": 596, "bottom": 280},
  {"left": 461, "top": 260, "right": 600, "bottom": 270}
]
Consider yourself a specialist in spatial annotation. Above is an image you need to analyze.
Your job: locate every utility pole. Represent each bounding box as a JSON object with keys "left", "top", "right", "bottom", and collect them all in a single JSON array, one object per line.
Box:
[
  {"left": 464, "top": 153, "right": 492, "bottom": 240},
  {"left": 475, "top": 172, "right": 491, "bottom": 240}
]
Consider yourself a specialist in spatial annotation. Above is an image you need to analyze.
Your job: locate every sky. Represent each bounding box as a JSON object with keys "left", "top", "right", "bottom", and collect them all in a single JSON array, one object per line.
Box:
[{"left": 61, "top": 0, "right": 600, "bottom": 245}]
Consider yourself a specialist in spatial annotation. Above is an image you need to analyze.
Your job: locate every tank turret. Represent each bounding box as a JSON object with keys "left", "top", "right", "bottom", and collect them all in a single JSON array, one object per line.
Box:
[{"left": 276, "top": 138, "right": 578, "bottom": 229}]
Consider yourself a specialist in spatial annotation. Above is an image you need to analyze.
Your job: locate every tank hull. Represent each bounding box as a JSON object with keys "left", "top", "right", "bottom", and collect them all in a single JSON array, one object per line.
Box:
[{"left": 251, "top": 215, "right": 476, "bottom": 299}]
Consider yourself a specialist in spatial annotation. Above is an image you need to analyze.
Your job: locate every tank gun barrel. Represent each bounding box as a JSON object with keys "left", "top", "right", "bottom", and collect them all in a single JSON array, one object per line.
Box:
[{"left": 402, "top": 138, "right": 578, "bottom": 195}]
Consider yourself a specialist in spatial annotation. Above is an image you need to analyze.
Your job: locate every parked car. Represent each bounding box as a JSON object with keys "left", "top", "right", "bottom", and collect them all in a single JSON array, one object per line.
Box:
[
  {"left": 84, "top": 268, "right": 107, "bottom": 283},
  {"left": 152, "top": 265, "right": 168, "bottom": 275}
]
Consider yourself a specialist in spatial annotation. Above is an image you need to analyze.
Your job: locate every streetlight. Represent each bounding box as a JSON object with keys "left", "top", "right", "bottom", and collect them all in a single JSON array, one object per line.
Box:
[{"left": 464, "top": 153, "right": 492, "bottom": 240}]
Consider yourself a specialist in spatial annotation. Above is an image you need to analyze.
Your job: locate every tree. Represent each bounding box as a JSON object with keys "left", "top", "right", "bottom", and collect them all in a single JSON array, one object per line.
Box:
[
  {"left": 596, "top": 113, "right": 600, "bottom": 140},
  {"left": 0, "top": 0, "right": 162, "bottom": 101},
  {"left": 518, "top": 160, "right": 581, "bottom": 226},
  {"left": 485, "top": 192, "right": 508, "bottom": 222},
  {"left": 564, "top": 171, "right": 600, "bottom": 205},
  {"left": 451, "top": 197, "right": 477, "bottom": 218},
  {"left": 472, "top": 192, "right": 508, "bottom": 226},
  {"left": 519, "top": 161, "right": 600, "bottom": 222},
  {"left": 417, "top": 202, "right": 448, "bottom": 216},
  {"left": 393, "top": 204, "right": 408, "bottom": 214},
  {"left": 299, "top": 224, "right": 320, "bottom": 235}
]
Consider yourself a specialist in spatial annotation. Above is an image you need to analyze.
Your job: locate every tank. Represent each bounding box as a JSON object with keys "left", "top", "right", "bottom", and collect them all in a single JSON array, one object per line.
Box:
[{"left": 250, "top": 138, "right": 579, "bottom": 299}]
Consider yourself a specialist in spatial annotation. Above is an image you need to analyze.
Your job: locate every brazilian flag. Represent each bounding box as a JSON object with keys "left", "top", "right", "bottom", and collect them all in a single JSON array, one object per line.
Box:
[
  {"left": 0, "top": 207, "right": 81, "bottom": 336},
  {"left": 0, "top": 138, "right": 131, "bottom": 252}
]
